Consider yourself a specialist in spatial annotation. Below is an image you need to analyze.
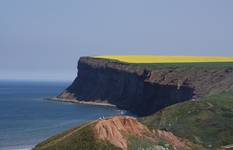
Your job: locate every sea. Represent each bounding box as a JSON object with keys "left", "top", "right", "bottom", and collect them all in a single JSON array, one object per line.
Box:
[{"left": 0, "top": 80, "right": 122, "bottom": 150}]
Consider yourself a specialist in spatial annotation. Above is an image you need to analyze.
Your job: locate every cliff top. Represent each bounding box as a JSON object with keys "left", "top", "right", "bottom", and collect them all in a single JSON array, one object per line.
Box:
[
  {"left": 94, "top": 55, "right": 233, "bottom": 63},
  {"left": 80, "top": 56, "right": 233, "bottom": 71}
]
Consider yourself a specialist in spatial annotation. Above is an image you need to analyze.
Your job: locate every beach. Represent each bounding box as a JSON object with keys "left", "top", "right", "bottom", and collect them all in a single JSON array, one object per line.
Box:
[{"left": 47, "top": 97, "right": 116, "bottom": 107}]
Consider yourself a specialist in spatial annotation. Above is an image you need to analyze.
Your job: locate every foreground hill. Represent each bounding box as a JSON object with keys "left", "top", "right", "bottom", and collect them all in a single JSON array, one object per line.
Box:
[{"left": 33, "top": 116, "right": 204, "bottom": 150}]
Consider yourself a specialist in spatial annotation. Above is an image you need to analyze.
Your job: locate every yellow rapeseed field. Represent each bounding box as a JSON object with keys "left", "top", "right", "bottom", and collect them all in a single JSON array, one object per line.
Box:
[{"left": 94, "top": 55, "right": 233, "bottom": 63}]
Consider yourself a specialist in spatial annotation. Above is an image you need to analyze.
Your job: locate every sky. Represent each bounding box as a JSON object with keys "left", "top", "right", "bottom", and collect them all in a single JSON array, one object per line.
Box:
[{"left": 0, "top": 0, "right": 233, "bottom": 81}]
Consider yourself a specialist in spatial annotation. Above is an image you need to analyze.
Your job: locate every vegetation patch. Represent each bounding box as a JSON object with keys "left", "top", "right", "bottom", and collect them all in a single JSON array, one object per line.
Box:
[
  {"left": 128, "top": 135, "right": 175, "bottom": 150},
  {"left": 130, "top": 62, "right": 233, "bottom": 70},
  {"left": 95, "top": 55, "right": 233, "bottom": 63},
  {"left": 94, "top": 56, "right": 233, "bottom": 70},
  {"left": 33, "top": 122, "right": 120, "bottom": 150},
  {"left": 140, "top": 92, "right": 233, "bottom": 149}
]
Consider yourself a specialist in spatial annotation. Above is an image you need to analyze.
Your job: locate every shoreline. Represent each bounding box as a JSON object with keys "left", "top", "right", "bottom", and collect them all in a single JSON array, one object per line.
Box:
[{"left": 46, "top": 97, "right": 117, "bottom": 107}]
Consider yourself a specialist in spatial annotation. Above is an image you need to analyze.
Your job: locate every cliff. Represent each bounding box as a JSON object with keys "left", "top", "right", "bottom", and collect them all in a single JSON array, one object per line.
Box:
[{"left": 58, "top": 57, "right": 233, "bottom": 116}]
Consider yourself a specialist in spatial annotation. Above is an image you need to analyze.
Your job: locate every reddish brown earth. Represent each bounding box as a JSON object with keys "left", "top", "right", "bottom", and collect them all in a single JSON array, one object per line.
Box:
[
  {"left": 93, "top": 116, "right": 151, "bottom": 150},
  {"left": 92, "top": 116, "right": 194, "bottom": 150}
]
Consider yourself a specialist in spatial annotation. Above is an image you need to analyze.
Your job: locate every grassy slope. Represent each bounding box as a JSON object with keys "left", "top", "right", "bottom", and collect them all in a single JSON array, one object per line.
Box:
[
  {"left": 140, "top": 92, "right": 233, "bottom": 149},
  {"left": 33, "top": 122, "right": 120, "bottom": 150},
  {"left": 127, "top": 135, "right": 180, "bottom": 150}
]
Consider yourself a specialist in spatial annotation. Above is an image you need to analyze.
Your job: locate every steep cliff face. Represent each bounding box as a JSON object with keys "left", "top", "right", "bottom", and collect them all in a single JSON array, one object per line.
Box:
[{"left": 58, "top": 57, "right": 233, "bottom": 116}]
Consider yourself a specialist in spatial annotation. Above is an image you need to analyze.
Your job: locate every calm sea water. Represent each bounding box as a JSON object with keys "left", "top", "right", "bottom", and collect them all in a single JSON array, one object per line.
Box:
[{"left": 0, "top": 80, "right": 121, "bottom": 150}]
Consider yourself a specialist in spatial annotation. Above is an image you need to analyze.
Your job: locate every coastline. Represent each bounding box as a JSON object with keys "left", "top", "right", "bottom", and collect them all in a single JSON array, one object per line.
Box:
[
  {"left": 46, "top": 97, "right": 117, "bottom": 107},
  {"left": 2, "top": 145, "right": 33, "bottom": 150}
]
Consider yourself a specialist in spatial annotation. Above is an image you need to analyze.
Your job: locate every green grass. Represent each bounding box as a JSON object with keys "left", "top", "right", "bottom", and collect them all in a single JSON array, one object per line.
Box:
[
  {"left": 139, "top": 92, "right": 233, "bottom": 149},
  {"left": 129, "top": 62, "right": 233, "bottom": 70},
  {"left": 33, "top": 122, "right": 120, "bottom": 150},
  {"left": 128, "top": 135, "right": 176, "bottom": 150},
  {"left": 127, "top": 135, "right": 206, "bottom": 150}
]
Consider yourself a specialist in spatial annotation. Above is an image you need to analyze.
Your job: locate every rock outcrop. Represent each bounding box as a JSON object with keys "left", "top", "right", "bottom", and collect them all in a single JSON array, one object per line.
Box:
[
  {"left": 93, "top": 116, "right": 151, "bottom": 150},
  {"left": 58, "top": 57, "right": 233, "bottom": 116},
  {"left": 92, "top": 116, "right": 195, "bottom": 150},
  {"left": 33, "top": 116, "right": 197, "bottom": 150}
]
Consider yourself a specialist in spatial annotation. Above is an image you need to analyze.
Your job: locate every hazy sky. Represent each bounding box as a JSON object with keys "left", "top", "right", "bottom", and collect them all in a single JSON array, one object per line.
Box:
[{"left": 1, "top": 0, "right": 233, "bottom": 81}]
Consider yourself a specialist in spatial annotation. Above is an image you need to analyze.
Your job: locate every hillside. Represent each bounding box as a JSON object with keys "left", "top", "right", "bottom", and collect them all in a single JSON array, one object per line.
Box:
[
  {"left": 140, "top": 92, "right": 233, "bottom": 149},
  {"left": 33, "top": 116, "right": 204, "bottom": 150}
]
